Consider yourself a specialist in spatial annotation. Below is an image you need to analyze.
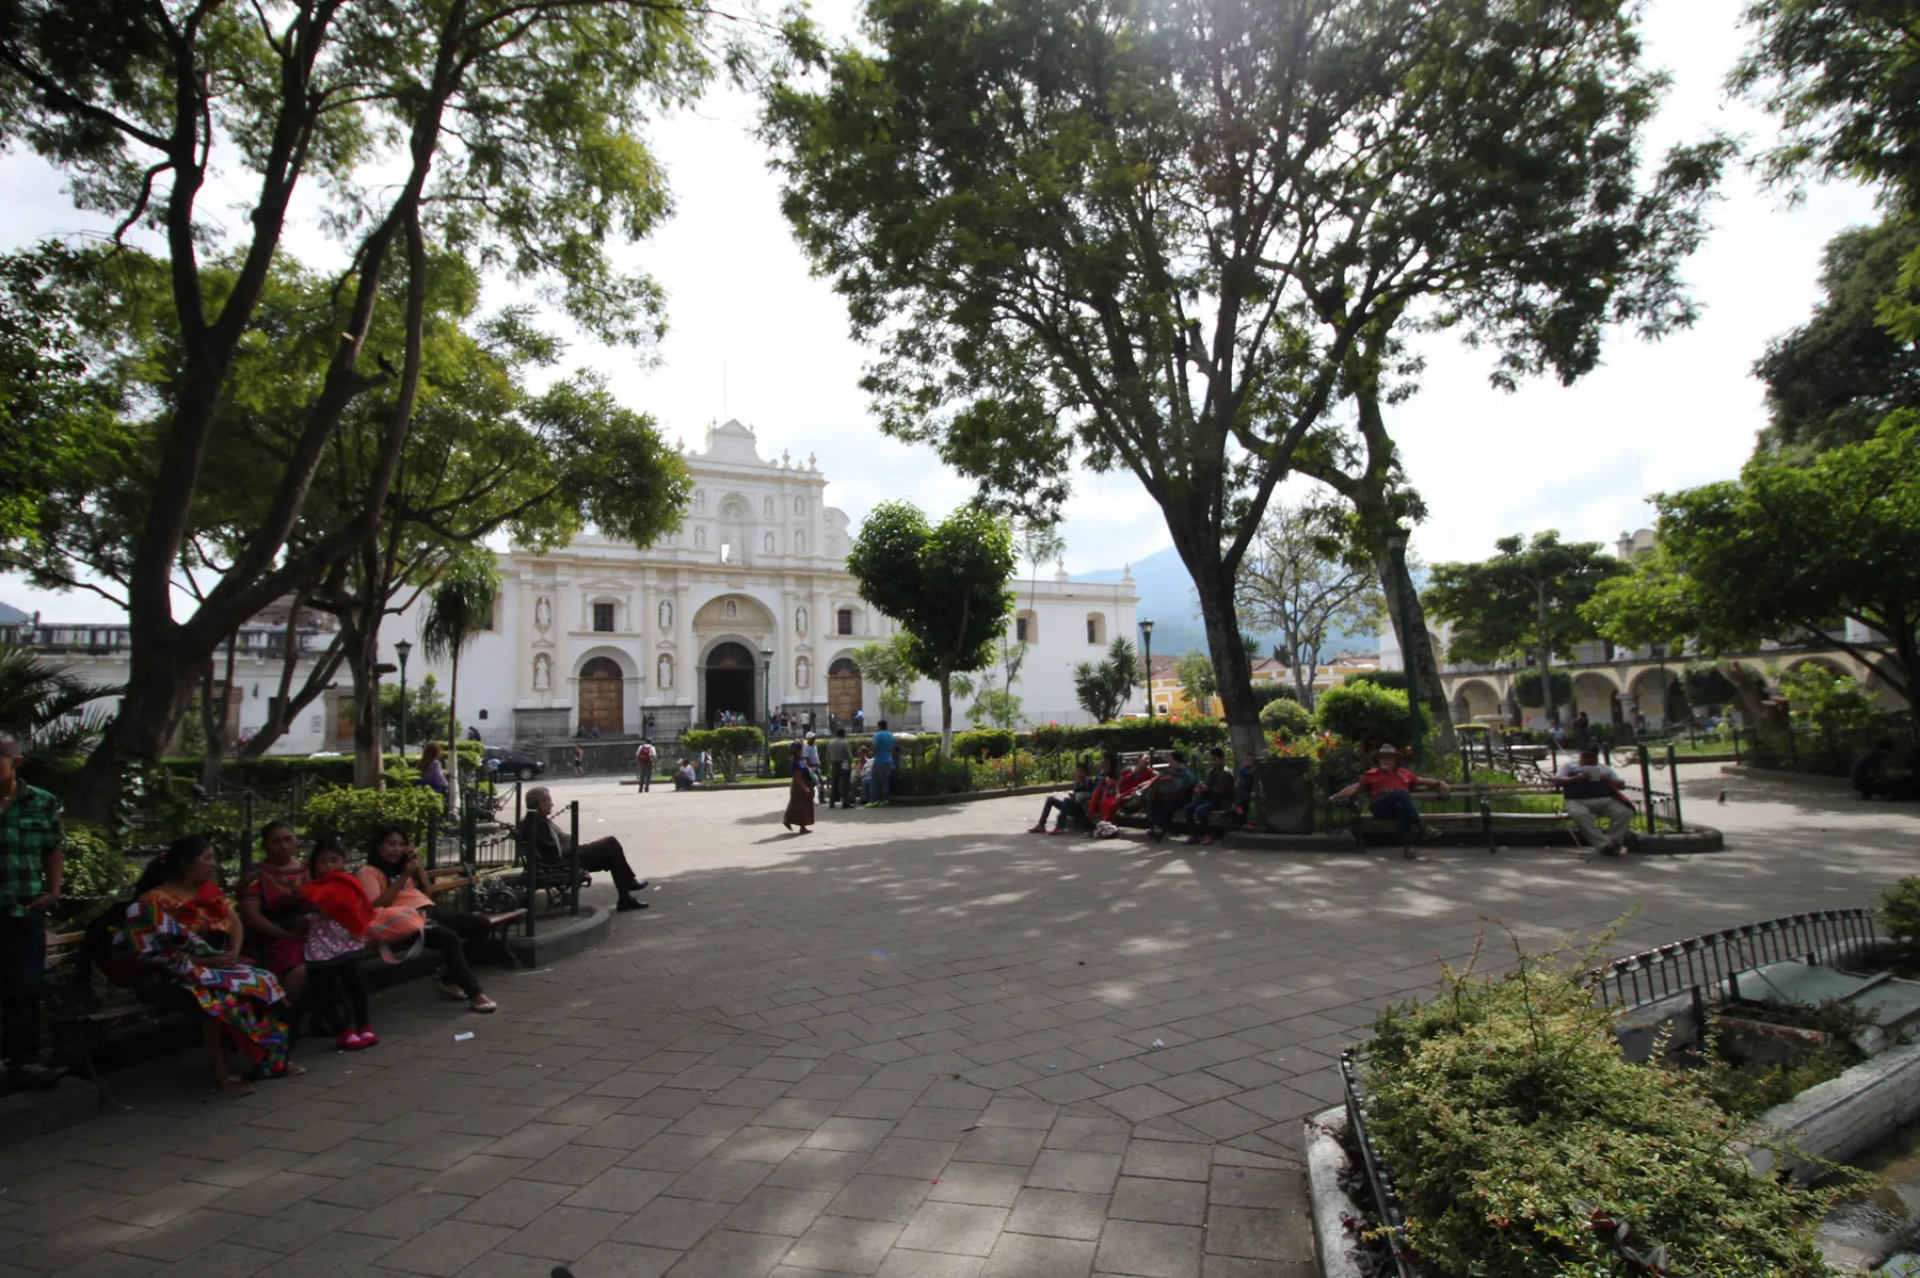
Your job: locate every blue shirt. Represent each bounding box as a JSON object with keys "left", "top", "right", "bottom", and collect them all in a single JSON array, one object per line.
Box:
[{"left": 872, "top": 730, "right": 895, "bottom": 765}]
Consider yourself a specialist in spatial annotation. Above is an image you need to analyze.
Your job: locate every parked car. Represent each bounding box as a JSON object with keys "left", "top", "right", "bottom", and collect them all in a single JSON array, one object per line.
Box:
[{"left": 482, "top": 747, "right": 545, "bottom": 781}]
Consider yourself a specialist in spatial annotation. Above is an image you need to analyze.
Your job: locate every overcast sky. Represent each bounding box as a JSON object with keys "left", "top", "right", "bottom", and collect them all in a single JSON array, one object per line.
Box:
[{"left": 0, "top": 0, "right": 1883, "bottom": 625}]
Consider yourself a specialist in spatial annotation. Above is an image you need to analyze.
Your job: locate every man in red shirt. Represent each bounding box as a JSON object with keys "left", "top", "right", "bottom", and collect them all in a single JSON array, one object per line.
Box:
[{"left": 1331, "top": 746, "right": 1451, "bottom": 859}]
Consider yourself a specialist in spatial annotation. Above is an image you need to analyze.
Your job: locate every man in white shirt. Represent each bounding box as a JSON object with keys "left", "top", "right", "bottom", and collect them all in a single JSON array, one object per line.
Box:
[
  {"left": 635, "top": 739, "right": 657, "bottom": 793},
  {"left": 1553, "top": 748, "right": 1635, "bottom": 856}
]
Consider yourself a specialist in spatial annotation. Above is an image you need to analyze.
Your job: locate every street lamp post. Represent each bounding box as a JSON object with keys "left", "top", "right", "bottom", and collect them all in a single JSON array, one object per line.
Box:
[
  {"left": 1383, "top": 529, "right": 1422, "bottom": 764},
  {"left": 1139, "top": 619, "right": 1155, "bottom": 718},
  {"left": 760, "top": 646, "right": 774, "bottom": 774},
  {"left": 394, "top": 639, "right": 413, "bottom": 760}
]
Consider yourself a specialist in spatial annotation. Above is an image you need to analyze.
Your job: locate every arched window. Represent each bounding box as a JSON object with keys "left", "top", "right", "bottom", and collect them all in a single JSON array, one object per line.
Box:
[
  {"left": 656, "top": 654, "right": 674, "bottom": 689},
  {"left": 1085, "top": 612, "right": 1107, "bottom": 645},
  {"left": 837, "top": 608, "right": 855, "bottom": 636},
  {"left": 795, "top": 531, "right": 806, "bottom": 554},
  {"left": 796, "top": 656, "right": 811, "bottom": 688}
]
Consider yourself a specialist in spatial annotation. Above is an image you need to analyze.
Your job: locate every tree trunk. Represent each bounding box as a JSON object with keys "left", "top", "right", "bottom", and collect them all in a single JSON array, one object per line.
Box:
[
  {"left": 938, "top": 675, "right": 954, "bottom": 753},
  {"left": 66, "top": 624, "right": 198, "bottom": 819},
  {"left": 446, "top": 647, "right": 461, "bottom": 817},
  {"left": 1182, "top": 549, "right": 1263, "bottom": 760},
  {"left": 199, "top": 636, "right": 239, "bottom": 790},
  {"left": 344, "top": 620, "right": 385, "bottom": 789},
  {"left": 1363, "top": 527, "right": 1457, "bottom": 759},
  {"left": 1536, "top": 580, "right": 1558, "bottom": 729}
]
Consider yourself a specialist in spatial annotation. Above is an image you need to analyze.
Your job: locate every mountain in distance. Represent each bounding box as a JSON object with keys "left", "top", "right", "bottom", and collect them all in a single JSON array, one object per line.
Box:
[{"left": 1075, "top": 544, "right": 1380, "bottom": 659}]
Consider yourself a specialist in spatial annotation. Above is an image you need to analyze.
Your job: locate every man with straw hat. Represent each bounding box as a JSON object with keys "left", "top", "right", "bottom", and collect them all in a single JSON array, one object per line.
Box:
[{"left": 1330, "top": 745, "right": 1451, "bottom": 859}]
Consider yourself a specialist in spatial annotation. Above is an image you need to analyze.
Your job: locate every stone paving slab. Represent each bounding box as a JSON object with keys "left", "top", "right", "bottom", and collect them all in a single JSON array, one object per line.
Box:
[{"left": 4, "top": 766, "right": 1915, "bottom": 1278}]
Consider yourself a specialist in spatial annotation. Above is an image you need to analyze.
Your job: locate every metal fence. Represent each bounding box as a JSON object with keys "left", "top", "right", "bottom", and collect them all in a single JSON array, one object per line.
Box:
[
  {"left": 1339, "top": 1049, "right": 1421, "bottom": 1278},
  {"left": 1588, "top": 908, "right": 1880, "bottom": 1012}
]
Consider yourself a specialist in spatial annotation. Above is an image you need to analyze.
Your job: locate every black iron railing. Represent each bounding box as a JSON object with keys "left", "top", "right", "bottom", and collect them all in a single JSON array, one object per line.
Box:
[
  {"left": 1589, "top": 908, "right": 1880, "bottom": 1012},
  {"left": 1339, "top": 1049, "right": 1421, "bottom": 1278}
]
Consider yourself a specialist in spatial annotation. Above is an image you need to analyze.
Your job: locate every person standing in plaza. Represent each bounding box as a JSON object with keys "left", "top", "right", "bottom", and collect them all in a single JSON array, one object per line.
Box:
[
  {"left": 784, "top": 741, "right": 817, "bottom": 833},
  {"left": 1553, "top": 747, "right": 1636, "bottom": 856},
  {"left": 826, "top": 728, "right": 854, "bottom": 809},
  {"left": 0, "top": 735, "right": 66, "bottom": 1092},
  {"left": 866, "top": 720, "right": 896, "bottom": 807},
  {"left": 802, "top": 734, "right": 825, "bottom": 803},
  {"left": 635, "top": 738, "right": 657, "bottom": 793}
]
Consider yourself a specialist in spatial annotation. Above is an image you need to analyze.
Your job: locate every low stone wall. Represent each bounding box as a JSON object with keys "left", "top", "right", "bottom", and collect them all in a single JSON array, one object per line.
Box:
[{"left": 1746, "top": 1039, "right": 1920, "bottom": 1183}]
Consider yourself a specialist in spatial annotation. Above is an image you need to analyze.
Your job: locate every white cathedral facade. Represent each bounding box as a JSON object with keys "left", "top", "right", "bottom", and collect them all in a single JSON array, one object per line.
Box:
[{"left": 376, "top": 419, "right": 1143, "bottom": 746}]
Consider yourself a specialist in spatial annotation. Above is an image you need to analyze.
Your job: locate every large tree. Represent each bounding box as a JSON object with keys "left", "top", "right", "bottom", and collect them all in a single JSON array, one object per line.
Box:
[
  {"left": 764, "top": 0, "right": 1724, "bottom": 761},
  {"left": 1754, "top": 217, "right": 1920, "bottom": 457},
  {"left": 1238, "top": 502, "right": 1384, "bottom": 710},
  {"left": 1423, "top": 533, "right": 1627, "bottom": 725},
  {"left": 1584, "top": 413, "right": 1920, "bottom": 712},
  {"left": 847, "top": 502, "right": 1016, "bottom": 750},
  {"left": 0, "top": 0, "right": 717, "bottom": 815}
]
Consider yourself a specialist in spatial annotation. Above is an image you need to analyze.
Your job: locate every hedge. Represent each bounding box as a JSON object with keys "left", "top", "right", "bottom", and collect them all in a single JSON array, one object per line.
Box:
[{"left": 162, "top": 741, "right": 484, "bottom": 790}]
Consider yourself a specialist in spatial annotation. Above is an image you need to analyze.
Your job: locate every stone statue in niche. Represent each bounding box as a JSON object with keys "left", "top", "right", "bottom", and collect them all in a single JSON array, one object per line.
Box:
[
  {"left": 724, "top": 600, "right": 737, "bottom": 619},
  {"left": 534, "top": 596, "right": 551, "bottom": 630},
  {"left": 533, "top": 652, "right": 551, "bottom": 691},
  {"left": 796, "top": 656, "right": 810, "bottom": 688},
  {"left": 695, "top": 526, "right": 707, "bottom": 549},
  {"left": 796, "top": 532, "right": 806, "bottom": 554},
  {"left": 764, "top": 532, "right": 775, "bottom": 552},
  {"left": 659, "top": 600, "right": 673, "bottom": 632},
  {"left": 657, "top": 654, "right": 673, "bottom": 689},
  {"left": 763, "top": 497, "right": 774, "bottom": 519},
  {"left": 796, "top": 606, "right": 808, "bottom": 635}
]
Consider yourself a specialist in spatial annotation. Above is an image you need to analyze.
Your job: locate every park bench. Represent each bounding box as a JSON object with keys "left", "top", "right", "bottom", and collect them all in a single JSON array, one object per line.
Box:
[{"left": 1341, "top": 783, "right": 1588, "bottom": 853}]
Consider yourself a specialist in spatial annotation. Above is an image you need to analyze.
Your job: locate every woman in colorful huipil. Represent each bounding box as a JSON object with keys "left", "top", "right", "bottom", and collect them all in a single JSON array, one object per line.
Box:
[
  {"left": 236, "top": 820, "right": 310, "bottom": 1005},
  {"left": 117, "top": 835, "right": 300, "bottom": 1096}
]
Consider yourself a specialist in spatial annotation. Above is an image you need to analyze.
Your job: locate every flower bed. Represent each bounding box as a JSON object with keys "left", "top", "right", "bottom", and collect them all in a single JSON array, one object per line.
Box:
[{"left": 1350, "top": 944, "right": 1841, "bottom": 1277}]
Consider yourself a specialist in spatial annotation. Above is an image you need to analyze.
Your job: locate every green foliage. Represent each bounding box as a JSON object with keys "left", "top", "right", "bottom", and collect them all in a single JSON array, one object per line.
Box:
[
  {"left": 1258, "top": 697, "right": 1314, "bottom": 740},
  {"left": 847, "top": 501, "right": 1016, "bottom": 744},
  {"left": 1314, "top": 682, "right": 1423, "bottom": 751},
  {"left": 1250, "top": 682, "right": 1299, "bottom": 708},
  {"left": 681, "top": 727, "right": 767, "bottom": 783},
  {"left": 1364, "top": 943, "right": 1838, "bottom": 1277},
  {"left": 1753, "top": 218, "right": 1920, "bottom": 457},
  {"left": 1583, "top": 415, "right": 1920, "bottom": 710},
  {"left": 951, "top": 729, "right": 1016, "bottom": 759},
  {"left": 1682, "top": 661, "right": 1758, "bottom": 708},
  {"left": 1425, "top": 533, "right": 1628, "bottom": 667},
  {"left": 852, "top": 635, "right": 917, "bottom": 721},
  {"left": 1343, "top": 670, "right": 1409, "bottom": 693},
  {"left": 0, "top": 643, "right": 120, "bottom": 788},
  {"left": 1029, "top": 717, "right": 1227, "bottom": 757},
  {"left": 381, "top": 672, "right": 454, "bottom": 748},
  {"left": 1511, "top": 668, "right": 1574, "bottom": 709},
  {"left": 299, "top": 785, "right": 443, "bottom": 854},
  {"left": 1879, "top": 876, "right": 1920, "bottom": 947},
  {"left": 1238, "top": 501, "right": 1386, "bottom": 699},
  {"left": 1172, "top": 650, "right": 1217, "bottom": 711},
  {"left": 1779, "top": 664, "right": 1875, "bottom": 733},
  {"left": 1073, "top": 638, "right": 1141, "bottom": 723},
  {"left": 59, "top": 823, "right": 133, "bottom": 899}
]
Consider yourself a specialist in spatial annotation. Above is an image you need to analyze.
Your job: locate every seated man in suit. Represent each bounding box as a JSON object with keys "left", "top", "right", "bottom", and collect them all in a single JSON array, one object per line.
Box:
[{"left": 517, "top": 787, "right": 649, "bottom": 913}]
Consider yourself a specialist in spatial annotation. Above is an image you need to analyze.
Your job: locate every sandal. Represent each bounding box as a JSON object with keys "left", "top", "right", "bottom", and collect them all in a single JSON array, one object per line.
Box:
[
  {"left": 439, "top": 982, "right": 467, "bottom": 1001},
  {"left": 213, "top": 1076, "right": 254, "bottom": 1098},
  {"left": 468, "top": 994, "right": 498, "bottom": 1014}
]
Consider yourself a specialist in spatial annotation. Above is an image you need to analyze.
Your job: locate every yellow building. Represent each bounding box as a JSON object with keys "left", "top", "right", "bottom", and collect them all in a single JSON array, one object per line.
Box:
[{"left": 1145, "top": 653, "right": 1378, "bottom": 717}]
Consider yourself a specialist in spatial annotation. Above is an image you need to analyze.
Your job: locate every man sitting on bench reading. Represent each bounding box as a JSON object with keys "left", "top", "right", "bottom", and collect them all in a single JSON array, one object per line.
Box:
[
  {"left": 518, "top": 787, "right": 651, "bottom": 913},
  {"left": 1330, "top": 746, "right": 1450, "bottom": 859}
]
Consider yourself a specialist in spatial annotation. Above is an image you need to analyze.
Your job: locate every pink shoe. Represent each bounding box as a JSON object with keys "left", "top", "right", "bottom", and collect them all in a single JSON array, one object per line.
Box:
[
  {"left": 335, "top": 1031, "right": 367, "bottom": 1052},
  {"left": 1027, "top": 824, "right": 1047, "bottom": 834},
  {"left": 356, "top": 1026, "right": 379, "bottom": 1047}
]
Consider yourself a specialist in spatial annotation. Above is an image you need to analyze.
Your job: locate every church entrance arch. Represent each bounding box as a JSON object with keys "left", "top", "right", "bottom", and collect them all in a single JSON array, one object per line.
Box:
[
  {"left": 704, "top": 641, "right": 757, "bottom": 727},
  {"left": 578, "top": 656, "right": 625, "bottom": 736},
  {"left": 828, "top": 656, "right": 862, "bottom": 723}
]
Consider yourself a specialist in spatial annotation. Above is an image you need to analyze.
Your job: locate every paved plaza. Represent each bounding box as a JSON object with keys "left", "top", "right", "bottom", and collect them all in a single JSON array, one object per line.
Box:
[{"left": 2, "top": 766, "right": 1916, "bottom": 1278}]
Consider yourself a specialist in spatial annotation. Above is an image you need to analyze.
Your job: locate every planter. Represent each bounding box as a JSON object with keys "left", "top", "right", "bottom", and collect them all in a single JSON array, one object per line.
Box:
[
  {"left": 1745, "top": 1039, "right": 1920, "bottom": 1183},
  {"left": 1258, "top": 756, "right": 1317, "bottom": 833}
]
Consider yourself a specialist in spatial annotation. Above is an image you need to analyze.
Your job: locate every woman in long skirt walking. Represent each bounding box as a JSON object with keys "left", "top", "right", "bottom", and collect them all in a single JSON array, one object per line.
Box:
[{"left": 784, "top": 739, "right": 816, "bottom": 834}]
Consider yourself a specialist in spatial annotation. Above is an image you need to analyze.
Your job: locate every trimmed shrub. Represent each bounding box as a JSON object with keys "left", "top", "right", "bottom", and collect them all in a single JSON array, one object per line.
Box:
[
  {"left": 300, "top": 785, "right": 443, "bottom": 854},
  {"left": 1258, "top": 697, "right": 1314, "bottom": 739},
  {"left": 1512, "top": 667, "right": 1573, "bottom": 708},
  {"left": 1364, "top": 946, "right": 1838, "bottom": 1277},
  {"left": 681, "top": 726, "right": 767, "bottom": 782},
  {"left": 1251, "top": 682, "right": 1300, "bottom": 708},
  {"left": 1314, "top": 681, "right": 1424, "bottom": 751},
  {"left": 951, "top": 728, "right": 1016, "bottom": 759},
  {"left": 1344, "top": 669, "right": 1409, "bottom": 693},
  {"left": 1881, "top": 876, "right": 1920, "bottom": 947}
]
